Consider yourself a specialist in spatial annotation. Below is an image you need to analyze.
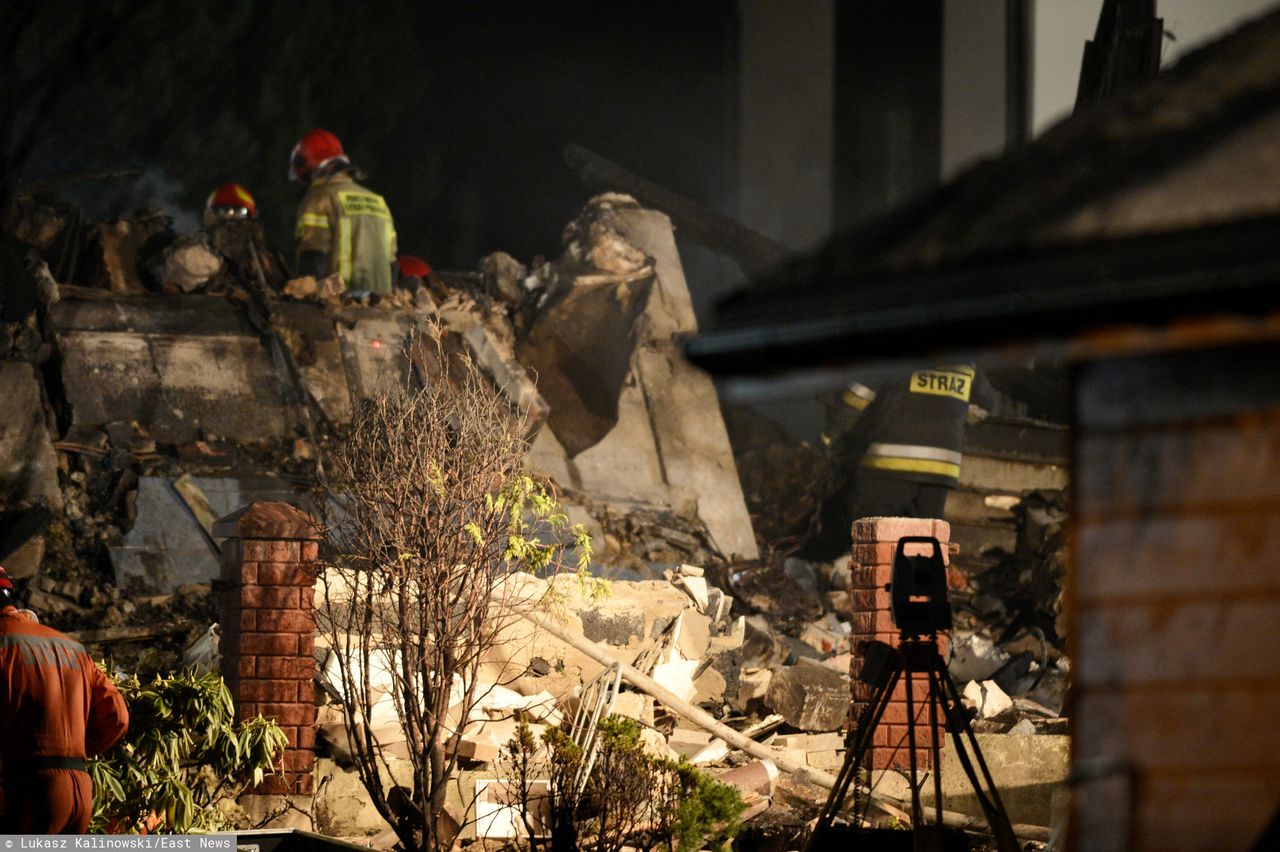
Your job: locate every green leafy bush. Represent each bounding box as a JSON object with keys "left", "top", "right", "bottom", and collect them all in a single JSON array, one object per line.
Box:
[
  {"left": 502, "top": 715, "right": 744, "bottom": 852},
  {"left": 89, "top": 667, "right": 287, "bottom": 833}
]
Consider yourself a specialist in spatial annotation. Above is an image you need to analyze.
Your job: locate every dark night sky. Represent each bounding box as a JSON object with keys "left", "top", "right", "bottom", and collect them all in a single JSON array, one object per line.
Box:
[{"left": 4, "top": 0, "right": 740, "bottom": 274}]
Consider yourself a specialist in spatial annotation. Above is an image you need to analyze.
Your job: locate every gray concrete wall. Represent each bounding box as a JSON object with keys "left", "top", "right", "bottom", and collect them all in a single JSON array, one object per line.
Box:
[
  {"left": 942, "top": 0, "right": 1009, "bottom": 178},
  {"left": 737, "top": 0, "right": 835, "bottom": 252}
]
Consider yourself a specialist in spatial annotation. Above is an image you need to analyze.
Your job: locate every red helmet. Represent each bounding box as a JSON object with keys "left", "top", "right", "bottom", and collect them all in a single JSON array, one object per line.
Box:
[
  {"left": 205, "top": 183, "right": 257, "bottom": 220},
  {"left": 290, "top": 128, "right": 346, "bottom": 182},
  {"left": 397, "top": 255, "right": 432, "bottom": 279},
  {"left": 0, "top": 565, "right": 14, "bottom": 605}
]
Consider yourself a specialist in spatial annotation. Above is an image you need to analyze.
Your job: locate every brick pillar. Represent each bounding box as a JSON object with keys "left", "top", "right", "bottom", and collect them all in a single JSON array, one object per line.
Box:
[
  {"left": 848, "top": 517, "right": 953, "bottom": 772},
  {"left": 214, "top": 501, "right": 319, "bottom": 797}
]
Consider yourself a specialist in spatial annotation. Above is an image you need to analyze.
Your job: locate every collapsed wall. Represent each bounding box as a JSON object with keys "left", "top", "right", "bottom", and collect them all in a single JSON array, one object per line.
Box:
[{"left": 0, "top": 194, "right": 762, "bottom": 664}]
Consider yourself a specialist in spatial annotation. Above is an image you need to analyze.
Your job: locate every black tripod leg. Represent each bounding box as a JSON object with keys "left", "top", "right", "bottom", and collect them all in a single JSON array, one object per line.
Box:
[
  {"left": 927, "top": 658, "right": 945, "bottom": 847},
  {"left": 805, "top": 664, "right": 902, "bottom": 851},
  {"left": 931, "top": 665, "right": 1021, "bottom": 852},
  {"left": 905, "top": 664, "right": 921, "bottom": 832}
]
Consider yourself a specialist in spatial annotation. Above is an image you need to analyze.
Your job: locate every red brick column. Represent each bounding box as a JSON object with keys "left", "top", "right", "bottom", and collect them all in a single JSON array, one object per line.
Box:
[
  {"left": 848, "top": 517, "right": 952, "bottom": 771},
  {"left": 214, "top": 501, "right": 319, "bottom": 797}
]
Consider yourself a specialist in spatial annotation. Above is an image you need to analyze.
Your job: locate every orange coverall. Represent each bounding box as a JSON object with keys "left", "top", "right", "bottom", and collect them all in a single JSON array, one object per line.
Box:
[{"left": 0, "top": 606, "right": 129, "bottom": 833}]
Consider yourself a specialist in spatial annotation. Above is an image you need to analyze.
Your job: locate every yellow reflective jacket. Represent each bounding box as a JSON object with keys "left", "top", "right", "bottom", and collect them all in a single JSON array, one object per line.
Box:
[{"left": 295, "top": 173, "right": 397, "bottom": 294}]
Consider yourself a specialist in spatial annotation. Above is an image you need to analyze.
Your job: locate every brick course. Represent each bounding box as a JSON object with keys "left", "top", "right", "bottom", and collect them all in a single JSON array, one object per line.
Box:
[{"left": 216, "top": 501, "right": 319, "bottom": 799}]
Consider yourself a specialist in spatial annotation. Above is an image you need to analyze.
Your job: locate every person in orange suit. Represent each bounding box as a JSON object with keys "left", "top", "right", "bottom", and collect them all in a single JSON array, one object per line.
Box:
[{"left": 0, "top": 565, "right": 129, "bottom": 833}]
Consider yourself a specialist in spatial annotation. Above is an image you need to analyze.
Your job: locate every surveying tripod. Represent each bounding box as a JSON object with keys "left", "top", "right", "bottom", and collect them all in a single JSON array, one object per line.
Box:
[{"left": 805, "top": 537, "right": 1020, "bottom": 852}]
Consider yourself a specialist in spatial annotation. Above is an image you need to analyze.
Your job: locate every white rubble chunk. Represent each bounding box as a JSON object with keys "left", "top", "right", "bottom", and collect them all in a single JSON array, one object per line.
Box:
[
  {"left": 673, "top": 575, "right": 710, "bottom": 613},
  {"left": 962, "top": 679, "right": 1014, "bottom": 718}
]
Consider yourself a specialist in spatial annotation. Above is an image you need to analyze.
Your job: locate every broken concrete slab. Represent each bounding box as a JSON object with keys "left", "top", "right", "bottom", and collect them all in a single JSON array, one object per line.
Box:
[
  {"left": 0, "top": 362, "right": 63, "bottom": 512},
  {"left": 766, "top": 659, "right": 851, "bottom": 732},
  {"left": 272, "top": 301, "right": 354, "bottom": 424},
  {"left": 3, "top": 535, "right": 46, "bottom": 579},
  {"left": 479, "top": 252, "right": 528, "bottom": 306},
  {"left": 923, "top": 734, "right": 1069, "bottom": 828},
  {"left": 334, "top": 312, "right": 415, "bottom": 400},
  {"left": 518, "top": 274, "right": 653, "bottom": 456},
  {"left": 525, "top": 198, "right": 757, "bottom": 560},
  {"left": 737, "top": 668, "right": 772, "bottom": 709},
  {"left": 948, "top": 630, "right": 1010, "bottom": 683},
  {"left": 668, "top": 727, "right": 714, "bottom": 758},
  {"left": 110, "top": 475, "right": 298, "bottom": 592},
  {"left": 51, "top": 297, "right": 293, "bottom": 442}
]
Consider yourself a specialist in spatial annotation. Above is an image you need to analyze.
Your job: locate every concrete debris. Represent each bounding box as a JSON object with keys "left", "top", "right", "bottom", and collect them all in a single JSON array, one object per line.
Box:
[
  {"left": 110, "top": 476, "right": 297, "bottom": 593},
  {"left": 89, "top": 213, "right": 171, "bottom": 294},
  {"left": 159, "top": 233, "right": 223, "bottom": 293},
  {"left": 282, "top": 273, "right": 345, "bottom": 302},
  {"left": 948, "top": 630, "right": 1010, "bottom": 683},
  {"left": 181, "top": 623, "right": 220, "bottom": 675},
  {"left": 963, "top": 678, "right": 1014, "bottom": 719},
  {"left": 527, "top": 197, "right": 758, "bottom": 560},
  {"left": 765, "top": 659, "right": 851, "bottom": 732},
  {"left": 479, "top": 251, "right": 527, "bottom": 306},
  {"left": 668, "top": 726, "right": 714, "bottom": 758}
]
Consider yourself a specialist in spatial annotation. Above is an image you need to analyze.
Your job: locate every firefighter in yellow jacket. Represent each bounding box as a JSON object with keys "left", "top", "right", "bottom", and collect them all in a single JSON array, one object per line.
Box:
[{"left": 289, "top": 128, "right": 397, "bottom": 295}]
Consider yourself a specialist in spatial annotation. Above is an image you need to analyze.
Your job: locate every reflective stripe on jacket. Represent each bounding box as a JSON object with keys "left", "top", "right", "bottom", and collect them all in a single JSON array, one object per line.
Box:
[
  {"left": 0, "top": 608, "right": 130, "bottom": 772},
  {"left": 295, "top": 173, "right": 397, "bottom": 294}
]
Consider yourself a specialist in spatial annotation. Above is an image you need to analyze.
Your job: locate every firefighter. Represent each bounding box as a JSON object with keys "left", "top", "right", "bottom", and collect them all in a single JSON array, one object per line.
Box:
[
  {"left": 198, "top": 183, "right": 289, "bottom": 290},
  {"left": 203, "top": 182, "right": 258, "bottom": 225},
  {"left": 0, "top": 565, "right": 130, "bottom": 833},
  {"left": 396, "top": 254, "right": 432, "bottom": 293},
  {"left": 289, "top": 128, "right": 397, "bottom": 295},
  {"left": 834, "top": 364, "right": 995, "bottom": 522}
]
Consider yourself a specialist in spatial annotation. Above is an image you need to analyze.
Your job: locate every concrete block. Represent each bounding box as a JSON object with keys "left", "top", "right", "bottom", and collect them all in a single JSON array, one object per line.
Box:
[
  {"left": 52, "top": 296, "right": 294, "bottom": 442},
  {"left": 639, "top": 726, "right": 675, "bottom": 761},
  {"left": 668, "top": 727, "right": 714, "bottom": 758},
  {"left": 673, "top": 574, "right": 710, "bottom": 612},
  {"left": 692, "top": 666, "right": 727, "bottom": 707},
  {"left": 738, "top": 668, "right": 772, "bottom": 708},
  {"left": 677, "top": 608, "right": 713, "bottom": 659},
  {"left": 313, "top": 757, "right": 401, "bottom": 836},
  {"left": 611, "top": 691, "right": 655, "bottom": 725},
  {"left": 110, "top": 475, "right": 298, "bottom": 592},
  {"left": 773, "top": 732, "right": 845, "bottom": 752},
  {"left": 765, "top": 660, "right": 851, "bottom": 732}
]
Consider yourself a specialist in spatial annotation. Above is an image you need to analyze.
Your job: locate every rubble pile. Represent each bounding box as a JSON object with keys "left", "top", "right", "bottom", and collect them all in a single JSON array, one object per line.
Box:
[
  {"left": 1, "top": 187, "right": 1070, "bottom": 839},
  {"left": 310, "top": 566, "right": 838, "bottom": 839}
]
